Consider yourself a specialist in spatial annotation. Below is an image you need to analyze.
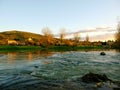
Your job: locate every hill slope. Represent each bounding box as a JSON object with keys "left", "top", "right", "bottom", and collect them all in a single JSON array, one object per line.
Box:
[
  {"left": 0, "top": 30, "right": 44, "bottom": 45},
  {"left": 0, "top": 30, "right": 43, "bottom": 40}
]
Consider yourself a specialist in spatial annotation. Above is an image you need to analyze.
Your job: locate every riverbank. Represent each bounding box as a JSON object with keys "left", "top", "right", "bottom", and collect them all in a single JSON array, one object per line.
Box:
[
  {"left": 48, "top": 45, "right": 106, "bottom": 51},
  {"left": 0, "top": 46, "right": 41, "bottom": 52},
  {"left": 0, "top": 45, "right": 107, "bottom": 52}
]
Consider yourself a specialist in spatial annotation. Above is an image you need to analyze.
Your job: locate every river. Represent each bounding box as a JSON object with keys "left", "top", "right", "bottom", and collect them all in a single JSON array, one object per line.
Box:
[{"left": 0, "top": 50, "right": 120, "bottom": 90}]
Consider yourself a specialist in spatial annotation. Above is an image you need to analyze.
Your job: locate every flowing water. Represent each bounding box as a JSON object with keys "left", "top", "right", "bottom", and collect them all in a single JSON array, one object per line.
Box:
[{"left": 0, "top": 50, "right": 120, "bottom": 90}]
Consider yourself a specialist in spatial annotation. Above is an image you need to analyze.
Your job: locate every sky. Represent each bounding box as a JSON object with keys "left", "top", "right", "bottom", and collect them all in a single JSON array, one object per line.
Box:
[{"left": 0, "top": 0, "right": 120, "bottom": 41}]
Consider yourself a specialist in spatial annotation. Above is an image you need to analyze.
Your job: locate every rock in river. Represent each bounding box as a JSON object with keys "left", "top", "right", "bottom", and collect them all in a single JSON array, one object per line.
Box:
[
  {"left": 100, "top": 52, "right": 106, "bottom": 56},
  {"left": 81, "top": 72, "right": 111, "bottom": 83}
]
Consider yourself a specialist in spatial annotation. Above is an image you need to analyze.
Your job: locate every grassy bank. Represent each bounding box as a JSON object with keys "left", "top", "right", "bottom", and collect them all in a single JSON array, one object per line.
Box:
[
  {"left": 0, "top": 46, "right": 41, "bottom": 52},
  {"left": 0, "top": 45, "right": 106, "bottom": 52},
  {"left": 46, "top": 45, "right": 105, "bottom": 51}
]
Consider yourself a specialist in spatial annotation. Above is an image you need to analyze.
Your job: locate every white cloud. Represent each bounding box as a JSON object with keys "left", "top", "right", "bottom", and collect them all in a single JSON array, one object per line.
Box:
[{"left": 64, "top": 26, "right": 116, "bottom": 41}]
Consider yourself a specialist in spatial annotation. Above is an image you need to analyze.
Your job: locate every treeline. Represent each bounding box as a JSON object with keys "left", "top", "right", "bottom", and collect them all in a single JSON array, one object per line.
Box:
[
  {"left": 0, "top": 28, "right": 83, "bottom": 47},
  {"left": 37, "top": 23, "right": 120, "bottom": 49}
]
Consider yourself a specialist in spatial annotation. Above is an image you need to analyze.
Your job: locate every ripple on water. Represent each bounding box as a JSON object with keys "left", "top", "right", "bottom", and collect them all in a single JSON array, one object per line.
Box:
[
  {"left": 30, "top": 51, "right": 120, "bottom": 81},
  {"left": 0, "top": 50, "right": 120, "bottom": 89}
]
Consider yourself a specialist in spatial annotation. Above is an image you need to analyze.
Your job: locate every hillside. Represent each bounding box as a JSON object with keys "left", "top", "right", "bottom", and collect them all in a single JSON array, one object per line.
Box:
[
  {"left": 0, "top": 30, "right": 44, "bottom": 45},
  {"left": 0, "top": 30, "right": 43, "bottom": 40}
]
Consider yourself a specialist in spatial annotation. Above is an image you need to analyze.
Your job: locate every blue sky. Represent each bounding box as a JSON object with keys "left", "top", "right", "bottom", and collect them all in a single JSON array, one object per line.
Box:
[{"left": 0, "top": 0, "right": 120, "bottom": 41}]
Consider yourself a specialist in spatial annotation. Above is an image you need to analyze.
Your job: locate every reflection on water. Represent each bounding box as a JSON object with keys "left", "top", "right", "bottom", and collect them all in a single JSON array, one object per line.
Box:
[
  {"left": 0, "top": 50, "right": 55, "bottom": 72},
  {"left": 0, "top": 51, "right": 54, "bottom": 63},
  {"left": 8, "top": 52, "right": 17, "bottom": 63}
]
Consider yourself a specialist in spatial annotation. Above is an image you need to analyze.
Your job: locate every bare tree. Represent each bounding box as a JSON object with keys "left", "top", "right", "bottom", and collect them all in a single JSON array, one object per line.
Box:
[
  {"left": 42, "top": 27, "right": 52, "bottom": 36},
  {"left": 115, "top": 22, "right": 120, "bottom": 48},
  {"left": 42, "top": 27, "right": 54, "bottom": 46},
  {"left": 59, "top": 28, "right": 66, "bottom": 45},
  {"left": 73, "top": 32, "right": 80, "bottom": 46},
  {"left": 86, "top": 34, "right": 89, "bottom": 42}
]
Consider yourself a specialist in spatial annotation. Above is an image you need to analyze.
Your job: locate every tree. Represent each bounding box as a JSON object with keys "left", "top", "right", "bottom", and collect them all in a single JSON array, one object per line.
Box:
[
  {"left": 42, "top": 27, "right": 52, "bottom": 36},
  {"left": 73, "top": 32, "right": 80, "bottom": 46},
  {"left": 115, "top": 22, "right": 120, "bottom": 49},
  {"left": 59, "top": 28, "right": 66, "bottom": 45},
  {"left": 86, "top": 34, "right": 89, "bottom": 42},
  {"left": 42, "top": 27, "right": 54, "bottom": 46}
]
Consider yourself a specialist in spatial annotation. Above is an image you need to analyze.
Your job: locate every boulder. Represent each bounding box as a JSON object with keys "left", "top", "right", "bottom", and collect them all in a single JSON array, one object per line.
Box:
[
  {"left": 81, "top": 72, "right": 111, "bottom": 83},
  {"left": 100, "top": 52, "right": 106, "bottom": 55}
]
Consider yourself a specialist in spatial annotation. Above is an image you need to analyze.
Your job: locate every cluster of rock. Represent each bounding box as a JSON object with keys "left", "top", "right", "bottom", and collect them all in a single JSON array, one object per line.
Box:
[{"left": 80, "top": 72, "right": 120, "bottom": 89}]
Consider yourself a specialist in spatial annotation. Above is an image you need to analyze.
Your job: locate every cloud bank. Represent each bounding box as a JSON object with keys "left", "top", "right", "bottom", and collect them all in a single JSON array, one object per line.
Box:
[{"left": 65, "top": 26, "right": 116, "bottom": 41}]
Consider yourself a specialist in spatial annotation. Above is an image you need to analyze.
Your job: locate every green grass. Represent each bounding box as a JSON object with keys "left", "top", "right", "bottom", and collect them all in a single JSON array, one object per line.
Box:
[
  {"left": 75, "top": 46, "right": 105, "bottom": 50},
  {"left": 48, "top": 46, "right": 75, "bottom": 51},
  {"left": 0, "top": 45, "right": 106, "bottom": 52},
  {"left": 0, "top": 46, "right": 42, "bottom": 52},
  {"left": 47, "top": 45, "right": 105, "bottom": 51}
]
